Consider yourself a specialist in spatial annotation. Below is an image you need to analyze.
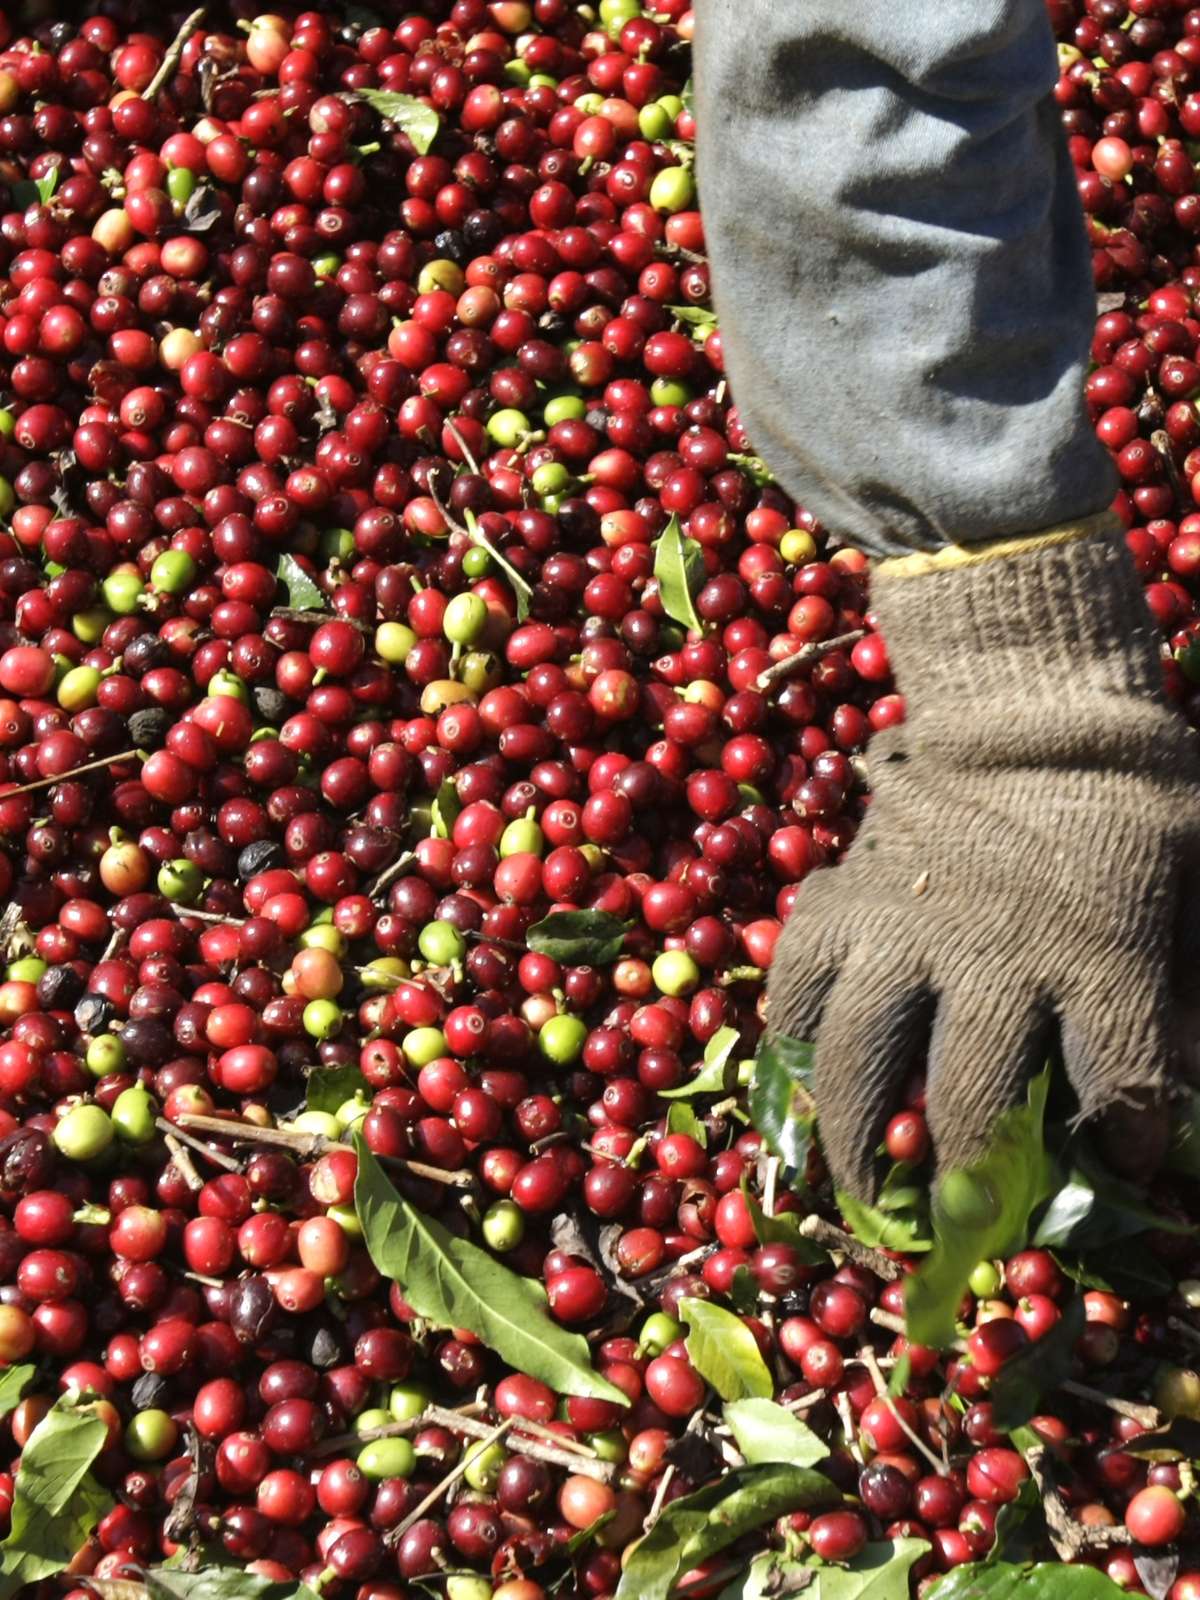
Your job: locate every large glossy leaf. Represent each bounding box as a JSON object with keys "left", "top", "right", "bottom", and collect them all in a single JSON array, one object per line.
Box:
[
  {"left": 660, "top": 1025, "right": 740, "bottom": 1100},
  {"left": 906, "top": 1068, "right": 1054, "bottom": 1350},
  {"left": 0, "top": 1395, "right": 113, "bottom": 1597},
  {"left": 354, "top": 1137, "right": 627, "bottom": 1406},
  {"left": 0, "top": 1366, "right": 34, "bottom": 1415},
  {"left": 721, "top": 1540, "right": 930, "bottom": 1600},
  {"left": 837, "top": 1163, "right": 932, "bottom": 1255},
  {"left": 653, "top": 514, "right": 704, "bottom": 634},
  {"left": 1054, "top": 1248, "right": 1174, "bottom": 1300},
  {"left": 723, "top": 1398, "right": 827, "bottom": 1467},
  {"left": 357, "top": 89, "right": 440, "bottom": 153},
  {"left": 666, "top": 1101, "right": 707, "bottom": 1145},
  {"left": 143, "top": 1570, "right": 301, "bottom": 1600},
  {"left": 740, "top": 1179, "right": 826, "bottom": 1263},
  {"left": 276, "top": 553, "right": 326, "bottom": 612},
  {"left": 680, "top": 1299, "right": 772, "bottom": 1401},
  {"left": 927, "top": 1561, "right": 1129, "bottom": 1599},
  {"left": 526, "top": 910, "right": 629, "bottom": 966},
  {"left": 613, "top": 1463, "right": 838, "bottom": 1600},
  {"left": 990, "top": 1295, "right": 1085, "bottom": 1431},
  {"left": 1034, "top": 1145, "right": 1191, "bottom": 1251},
  {"left": 748, "top": 1034, "right": 815, "bottom": 1181}
]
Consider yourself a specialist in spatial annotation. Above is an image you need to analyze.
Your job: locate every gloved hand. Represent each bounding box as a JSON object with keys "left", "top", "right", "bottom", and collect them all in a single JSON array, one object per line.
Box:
[{"left": 766, "top": 519, "right": 1200, "bottom": 1198}]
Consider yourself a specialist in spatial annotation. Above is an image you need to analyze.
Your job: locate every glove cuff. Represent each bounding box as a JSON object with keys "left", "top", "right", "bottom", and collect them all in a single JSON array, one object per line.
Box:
[{"left": 871, "top": 515, "right": 1166, "bottom": 719}]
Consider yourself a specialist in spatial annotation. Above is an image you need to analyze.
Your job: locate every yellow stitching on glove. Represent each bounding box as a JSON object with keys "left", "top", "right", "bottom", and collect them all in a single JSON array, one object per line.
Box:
[{"left": 876, "top": 509, "right": 1122, "bottom": 580}]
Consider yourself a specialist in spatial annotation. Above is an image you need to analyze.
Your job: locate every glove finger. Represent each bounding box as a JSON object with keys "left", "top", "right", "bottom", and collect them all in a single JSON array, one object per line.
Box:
[
  {"left": 925, "top": 987, "right": 1051, "bottom": 1178},
  {"left": 1060, "top": 966, "right": 1173, "bottom": 1181},
  {"left": 765, "top": 864, "right": 854, "bottom": 1042},
  {"left": 812, "top": 946, "right": 933, "bottom": 1201}
]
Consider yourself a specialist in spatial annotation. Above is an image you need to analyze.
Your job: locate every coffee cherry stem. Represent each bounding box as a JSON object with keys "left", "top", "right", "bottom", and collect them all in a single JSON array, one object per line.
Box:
[
  {"left": 162, "top": 1131, "right": 203, "bottom": 1193},
  {"left": 858, "top": 1344, "right": 949, "bottom": 1477},
  {"left": 2, "top": 749, "right": 142, "bottom": 798},
  {"left": 445, "top": 418, "right": 482, "bottom": 477},
  {"left": 316, "top": 1403, "right": 616, "bottom": 1481},
  {"left": 142, "top": 6, "right": 208, "bottom": 104},
  {"left": 367, "top": 850, "right": 417, "bottom": 903},
  {"left": 175, "top": 1110, "right": 476, "bottom": 1188},
  {"left": 798, "top": 1215, "right": 902, "bottom": 1281},
  {"left": 153, "top": 1116, "right": 243, "bottom": 1175},
  {"left": 1059, "top": 1379, "right": 1160, "bottom": 1429},
  {"left": 387, "top": 1416, "right": 514, "bottom": 1547},
  {"left": 756, "top": 631, "right": 868, "bottom": 694}
]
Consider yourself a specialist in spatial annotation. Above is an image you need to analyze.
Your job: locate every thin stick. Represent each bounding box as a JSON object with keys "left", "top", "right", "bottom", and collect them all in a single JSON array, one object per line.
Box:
[
  {"left": 315, "top": 1405, "right": 616, "bottom": 1481},
  {"left": 514, "top": 1418, "right": 597, "bottom": 1458},
  {"left": 834, "top": 1390, "right": 863, "bottom": 1467},
  {"left": 644, "top": 1464, "right": 674, "bottom": 1531},
  {"left": 166, "top": 903, "right": 244, "bottom": 926},
  {"left": 797, "top": 1216, "right": 903, "bottom": 1281},
  {"left": 2, "top": 750, "right": 141, "bottom": 798},
  {"left": 445, "top": 418, "right": 482, "bottom": 476},
  {"left": 155, "top": 1117, "right": 242, "bottom": 1174},
  {"left": 1168, "top": 1314, "right": 1200, "bottom": 1351},
  {"left": 175, "top": 1112, "right": 475, "bottom": 1188},
  {"left": 756, "top": 631, "right": 867, "bottom": 693},
  {"left": 1061, "top": 1379, "right": 1160, "bottom": 1430},
  {"left": 143, "top": 7, "right": 207, "bottom": 102},
  {"left": 762, "top": 1156, "right": 779, "bottom": 1224},
  {"left": 271, "top": 608, "right": 371, "bottom": 633},
  {"left": 99, "top": 926, "right": 126, "bottom": 963},
  {"left": 163, "top": 1133, "right": 203, "bottom": 1193},
  {"left": 1025, "top": 1445, "right": 1132, "bottom": 1559},
  {"left": 368, "top": 850, "right": 416, "bottom": 903},
  {"left": 859, "top": 1347, "right": 947, "bottom": 1477},
  {"left": 388, "top": 1418, "right": 514, "bottom": 1545}
]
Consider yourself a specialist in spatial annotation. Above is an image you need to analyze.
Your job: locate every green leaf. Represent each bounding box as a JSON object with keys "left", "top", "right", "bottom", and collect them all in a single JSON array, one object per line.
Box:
[
  {"left": 987, "top": 1477, "right": 1043, "bottom": 1566},
  {"left": 653, "top": 514, "right": 705, "bottom": 634},
  {"left": 276, "top": 553, "right": 327, "bottom": 612},
  {"left": 668, "top": 305, "right": 716, "bottom": 329},
  {"left": 660, "top": 1024, "right": 740, "bottom": 1099},
  {"left": 306, "top": 1063, "right": 368, "bottom": 1116},
  {"left": 357, "top": 89, "right": 441, "bottom": 153},
  {"left": 728, "top": 452, "right": 776, "bottom": 487},
  {"left": 739, "top": 1178, "right": 826, "bottom": 1261},
  {"left": 613, "top": 1463, "right": 838, "bottom": 1600},
  {"left": 0, "top": 1395, "right": 113, "bottom": 1598},
  {"left": 143, "top": 1569, "right": 301, "bottom": 1600},
  {"left": 729, "top": 1265, "right": 759, "bottom": 1314},
  {"left": 1053, "top": 1248, "right": 1175, "bottom": 1300},
  {"left": 36, "top": 169, "right": 60, "bottom": 205},
  {"left": 680, "top": 1299, "right": 773, "bottom": 1401},
  {"left": 666, "top": 1102, "right": 707, "bottom": 1146},
  {"left": 354, "top": 1136, "right": 628, "bottom": 1406},
  {"left": 989, "top": 1295, "right": 1085, "bottom": 1432},
  {"left": 1034, "top": 1147, "right": 1191, "bottom": 1251},
  {"left": 723, "top": 1398, "right": 827, "bottom": 1467},
  {"left": 748, "top": 1034, "right": 815, "bottom": 1181},
  {"left": 430, "top": 777, "right": 460, "bottom": 841},
  {"left": 905, "top": 1067, "right": 1054, "bottom": 1350},
  {"left": 927, "top": 1561, "right": 1130, "bottom": 1599},
  {"left": 681, "top": 78, "right": 694, "bottom": 113},
  {"left": 1167, "top": 1089, "right": 1200, "bottom": 1176},
  {"left": 526, "top": 910, "right": 629, "bottom": 966},
  {"left": 463, "top": 509, "right": 533, "bottom": 622},
  {"left": 0, "top": 1367, "right": 35, "bottom": 1416},
  {"left": 767, "top": 1540, "right": 929, "bottom": 1600},
  {"left": 837, "top": 1165, "right": 932, "bottom": 1255}
]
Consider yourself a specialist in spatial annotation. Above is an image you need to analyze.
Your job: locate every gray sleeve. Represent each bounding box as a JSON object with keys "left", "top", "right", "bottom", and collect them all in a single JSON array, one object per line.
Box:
[{"left": 692, "top": 0, "right": 1116, "bottom": 559}]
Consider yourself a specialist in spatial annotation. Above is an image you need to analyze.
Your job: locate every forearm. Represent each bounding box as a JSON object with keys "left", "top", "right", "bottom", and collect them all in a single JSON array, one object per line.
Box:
[{"left": 693, "top": 0, "right": 1116, "bottom": 559}]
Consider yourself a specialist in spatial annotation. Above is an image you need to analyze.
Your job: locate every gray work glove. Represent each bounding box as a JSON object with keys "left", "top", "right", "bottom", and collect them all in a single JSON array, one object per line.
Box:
[{"left": 767, "top": 521, "right": 1200, "bottom": 1198}]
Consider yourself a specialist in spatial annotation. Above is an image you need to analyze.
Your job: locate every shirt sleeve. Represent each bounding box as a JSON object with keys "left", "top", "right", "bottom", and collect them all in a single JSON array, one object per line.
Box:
[{"left": 692, "top": 0, "right": 1116, "bottom": 558}]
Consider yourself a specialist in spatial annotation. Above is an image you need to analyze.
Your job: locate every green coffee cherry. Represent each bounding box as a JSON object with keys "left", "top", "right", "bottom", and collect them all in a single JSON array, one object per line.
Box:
[
  {"left": 375, "top": 621, "right": 417, "bottom": 663},
  {"left": 313, "top": 252, "right": 341, "bottom": 280},
  {"left": 486, "top": 408, "right": 530, "bottom": 448},
  {"left": 462, "top": 545, "right": 492, "bottom": 580},
  {"left": 638, "top": 1311, "right": 682, "bottom": 1357},
  {"left": 150, "top": 549, "right": 197, "bottom": 594},
  {"left": 543, "top": 394, "right": 586, "bottom": 426},
  {"left": 57, "top": 665, "right": 102, "bottom": 712},
  {"left": 968, "top": 1260, "right": 1004, "bottom": 1299},
  {"left": 288, "top": 1110, "right": 341, "bottom": 1141},
  {"left": 447, "top": 1578, "right": 494, "bottom": 1600},
  {"left": 206, "top": 668, "right": 248, "bottom": 702},
  {"left": 537, "top": 1013, "right": 587, "bottom": 1065},
  {"left": 403, "top": 1026, "right": 447, "bottom": 1067},
  {"left": 481, "top": 1199, "right": 525, "bottom": 1252},
  {"left": 531, "top": 461, "right": 571, "bottom": 498},
  {"left": 499, "top": 815, "right": 543, "bottom": 858},
  {"left": 6, "top": 957, "right": 44, "bottom": 984},
  {"left": 649, "top": 165, "right": 696, "bottom": 214},
  {"left": 652, "top": 949, "right": 700, "bottom": 997},
  {"left": 389, "top": 1382, "right": 431, "bottom": 1422},
  {"left": 165, "top": 166, "right": 196, "bottom": 204},
  {"left": 638, "top": 103, "right": 675, "bottom": 141},
  {"left": 463, "top": 1440, "right": 508, "bottom": 1492},
  {"left": 418, "top": 920, "right": 466, "bottom": 965},
  {"left": 53, "top": 1103, "right": 113, "bottom": 1161},
  {"left": 303, "top": 999, "right": 343, "bottom": 1039},
  {"left": 650, "top": 377, "right": 692, "bottom": 408},
  {"left": 357, "top": 1436, "right": 417, "bottom": 1480},
  {"left": 443, "top": 592, "right": 489, "bottom": 645},
  {"left": 111, "top": 1085, "right": 157, "bottom": 1145},
  {"left": 157, "top": 858, "right": 203, "bottom": 904},
  {"left": 86, "top": 1035, "right": 126, "bottom": 1078},
  {"left": 102, "top": 571, "right": 144, "bottom": 615},
  {"left": 126, "top": 1408, "right": 178, "bottom": 1461}
]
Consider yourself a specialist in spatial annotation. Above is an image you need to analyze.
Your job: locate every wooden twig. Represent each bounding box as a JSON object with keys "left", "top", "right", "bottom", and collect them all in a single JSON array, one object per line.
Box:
[
  {"left": 834, "top": 1390, "right": 863, "bottom": 1467},
  {"left": 1, "top": 750, "right": 141, "bottom": 798},
  {"left": 445, "top": 418, "right": 482, "bottom": 476},
  {"left": 166, "top": 903, "right": 244, "bottom": 926},
  {"left": 271, "top": 607, "right": 371, "bottom": 633},
  {"left": 797, "top": 1216, "right": 903, "bottom": 1281},
  {"left": 175, "top": 1112, "right": 475, "bottom": 1188},
  {"left": 315, "top": 1404, "right": 616, "bottom": 1481},
  {"left": 388, "top": 1418, "right": 514, "bottom": 1545},
  {"left": 155, "top": 1117, "right": 242, "bottom": 1174},
  {"left": 368, "top": 850, "right": 416, "bottom": 904},
  {"left": 859, "top": 1347, "right": 947, "bottom": 1476},
  {"left": 143, "top": 7, "right": 207, "bottom": 102},
  {"left": 1060, "top": 1380, "right": 1160, "bottom": 1430},
  {"left": 756, "top": 631, "right": 867, "bottom": 693},
  {"left": 99, "top": 926, "right": 126, "bottom": 964},
  {"left": 163, "top": 1133, "right": 203, "bottom": 1193},
  {"left": 1025, "top": 1445, "right": 1132, "bottom": 1559},
  {"left": 644, "top": 1464, "right": 675, "bottom": 1532}
]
